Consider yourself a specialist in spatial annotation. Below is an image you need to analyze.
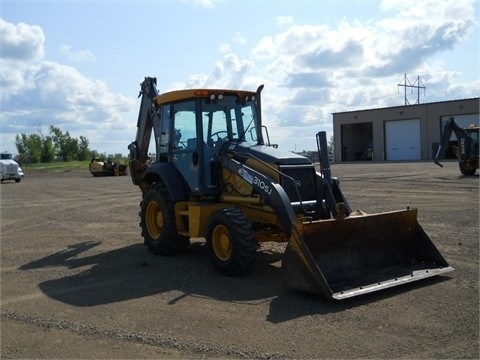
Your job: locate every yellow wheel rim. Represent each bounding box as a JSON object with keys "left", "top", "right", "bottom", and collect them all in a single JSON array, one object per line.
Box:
[
  {"left": 146, "top": 201, "right": 163, "bottom": 238},
  {"left": 212, "top": 224, "right": 232, "bottom": 261}
]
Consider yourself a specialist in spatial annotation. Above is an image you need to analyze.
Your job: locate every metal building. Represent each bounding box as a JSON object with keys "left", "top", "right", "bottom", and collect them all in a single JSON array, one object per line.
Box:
[{"left": 332, "top": 97, "right": 479, "bottom": 162}]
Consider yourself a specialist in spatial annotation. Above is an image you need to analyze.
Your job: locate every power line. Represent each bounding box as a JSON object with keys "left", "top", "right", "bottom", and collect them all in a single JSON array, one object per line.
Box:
[{"left": 397, "top": 73, "right": 426, "bottom": 105}]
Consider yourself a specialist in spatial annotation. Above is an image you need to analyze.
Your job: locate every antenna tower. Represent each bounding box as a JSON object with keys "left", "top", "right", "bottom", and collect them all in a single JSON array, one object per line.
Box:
[{"left": 397, "top": 73, "right": 426, "bottom": 105}]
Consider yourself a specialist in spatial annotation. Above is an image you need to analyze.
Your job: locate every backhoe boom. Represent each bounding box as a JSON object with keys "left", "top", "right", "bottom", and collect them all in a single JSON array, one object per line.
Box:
[{"left": 434, "top": 117, "right": 479, "bottom": 175}]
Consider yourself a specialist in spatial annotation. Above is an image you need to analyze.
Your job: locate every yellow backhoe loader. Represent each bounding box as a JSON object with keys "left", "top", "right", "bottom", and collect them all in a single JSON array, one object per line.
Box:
[
  {"left": 89, "top": 157, "right": 128, "bottom": 177},
  {"left": 434, "top": 117, "right": 479, "bottom": 176},
  {"left": 128, "top": 77, "right": 453, "bottom": 300}
]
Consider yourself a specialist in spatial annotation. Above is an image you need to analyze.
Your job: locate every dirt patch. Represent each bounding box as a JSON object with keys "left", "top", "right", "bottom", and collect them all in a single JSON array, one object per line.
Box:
[{"left": 1, "top": 161, "right": 478, "bottom": 359}]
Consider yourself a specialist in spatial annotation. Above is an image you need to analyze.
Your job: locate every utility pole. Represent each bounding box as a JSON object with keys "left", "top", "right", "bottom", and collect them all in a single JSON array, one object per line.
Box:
[{"left": 397, "top": 73, "right": 426, "bottom": 105}]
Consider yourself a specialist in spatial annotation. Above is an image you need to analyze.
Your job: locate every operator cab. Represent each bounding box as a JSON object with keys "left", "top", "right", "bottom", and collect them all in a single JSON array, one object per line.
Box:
[{"left": 154, "top": 90, "right": 261, "bottom": 195}]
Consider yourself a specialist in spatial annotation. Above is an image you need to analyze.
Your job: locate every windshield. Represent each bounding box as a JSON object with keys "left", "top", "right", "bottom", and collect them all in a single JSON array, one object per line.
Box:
[{"left": 202, "top": 95, "right": 259, "bottom": 147}]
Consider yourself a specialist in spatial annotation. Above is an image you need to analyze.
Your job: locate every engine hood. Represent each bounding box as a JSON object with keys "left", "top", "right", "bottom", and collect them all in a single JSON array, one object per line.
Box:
[
  {"left": 0, "top": 159, "right": 19, "bottom": 166},
  {"left": 225, "top": 142, "right": 313, "bottom": 166}
]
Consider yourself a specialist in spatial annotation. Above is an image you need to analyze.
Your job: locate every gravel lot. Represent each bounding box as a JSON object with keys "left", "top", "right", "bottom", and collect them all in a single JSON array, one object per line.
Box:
[{"left": 1, "top": 161, "right": 478, "bottom": 359}]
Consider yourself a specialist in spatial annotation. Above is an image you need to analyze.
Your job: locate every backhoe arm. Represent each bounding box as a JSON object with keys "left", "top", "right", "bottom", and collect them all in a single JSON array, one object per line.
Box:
[
  {"left": 128, "top": 77, "right": 160, "bottom": 185},
  {"left": 434, "top": 117, "right": 473, "bottom": 167}
]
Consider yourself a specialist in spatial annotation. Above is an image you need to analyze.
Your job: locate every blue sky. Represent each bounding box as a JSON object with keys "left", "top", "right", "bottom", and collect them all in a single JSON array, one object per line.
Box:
[{"left": 1, "top": 0, "right": 479, "bottom": 156}]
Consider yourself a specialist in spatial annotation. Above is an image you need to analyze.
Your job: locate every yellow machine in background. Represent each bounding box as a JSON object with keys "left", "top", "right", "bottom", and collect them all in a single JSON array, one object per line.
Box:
[
  {"left": 128, "top": 77, "right": 453, "bottom": 300},
  {"left": 434, "top": 117, "right": 479, "bottom": 176},
  {"left": 89, "top": 157, "right": 127, "bottom": 177}
]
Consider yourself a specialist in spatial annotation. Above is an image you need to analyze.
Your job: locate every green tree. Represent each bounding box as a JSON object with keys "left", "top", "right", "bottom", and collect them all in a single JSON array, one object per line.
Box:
[
  {"left": 50, "top": 126, "right": 79, "bottom": 161},
  {"left": 16, "top": 126, "right": 93, "bottom": 163},
  {"left": 15, "top": 133, "right": 42, "bottom": 163},
  {"left": 90, "top": 149, "right": 100, "bottom": 160},
  {"left": 40, "top": 136, "right": 56, "bottom": 163},
  {"left": 15, "top": 134, "right": 28, "bottom": 162},
  {"left": 77, "top": 136, "right": 90, "bottom": 161}
]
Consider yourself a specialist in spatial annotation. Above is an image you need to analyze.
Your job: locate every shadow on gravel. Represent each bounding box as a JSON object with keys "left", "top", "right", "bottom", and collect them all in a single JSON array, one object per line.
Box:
[
  {"left": 19, "top": 240, "right": 284, "bottom": 306},
  {"left": 19, "top": 240, "right": 451, "bottom": 323}
]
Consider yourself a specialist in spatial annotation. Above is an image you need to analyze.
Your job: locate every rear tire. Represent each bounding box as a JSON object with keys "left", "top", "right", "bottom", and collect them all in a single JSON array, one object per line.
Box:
[
  {"left": 206, "top": 208, "right": 257, "bottom": 276},
  {"left": 140, "top": 182, "right": 189, "bottom": 255},
  {"left": 460, "top": 164, "right": 476, "bottom": 176}
]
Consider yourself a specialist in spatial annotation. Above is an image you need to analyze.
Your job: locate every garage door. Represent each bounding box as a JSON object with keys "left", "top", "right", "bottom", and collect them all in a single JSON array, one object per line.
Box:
[{"left": 385, "top": 119, "right": 421, "bottom": 160}]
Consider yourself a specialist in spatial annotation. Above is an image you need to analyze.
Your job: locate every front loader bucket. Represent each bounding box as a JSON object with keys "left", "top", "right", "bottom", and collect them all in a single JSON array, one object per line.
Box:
[{"left": 282, "top": 208, "right": 453, "bottom": 300}]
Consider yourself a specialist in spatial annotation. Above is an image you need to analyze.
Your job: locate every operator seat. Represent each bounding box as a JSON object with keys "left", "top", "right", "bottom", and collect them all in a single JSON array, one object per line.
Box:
[{"left": 187, "top": 138, "right": 197, "bottom": 150}]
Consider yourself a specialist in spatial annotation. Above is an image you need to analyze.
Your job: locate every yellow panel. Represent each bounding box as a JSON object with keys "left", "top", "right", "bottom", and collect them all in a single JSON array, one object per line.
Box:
[
  {"left": 221, "top": 168, "right": 253, "bottom": 196},
  {"left": 244, "top": 157, "right": 279, "bottom": 182},
  {"left": 175, "top": 200, "right": 288, "bottom": 243},
  {"left": 175, "top": 202, "right": 226, "bottom": 238}
]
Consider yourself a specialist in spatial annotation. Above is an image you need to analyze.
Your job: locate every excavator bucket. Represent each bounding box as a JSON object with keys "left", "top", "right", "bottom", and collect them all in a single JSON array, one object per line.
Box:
[{"left": 282, "top": 208, "right": 453, "bottom": 300}]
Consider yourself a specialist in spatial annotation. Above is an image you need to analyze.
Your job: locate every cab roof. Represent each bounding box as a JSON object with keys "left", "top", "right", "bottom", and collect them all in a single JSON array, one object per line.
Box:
[{"left": 153, "top": 88, "right": 256, "bottom": 106}]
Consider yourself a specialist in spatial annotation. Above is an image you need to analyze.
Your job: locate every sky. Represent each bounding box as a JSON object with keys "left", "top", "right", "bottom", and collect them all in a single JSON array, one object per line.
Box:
[{"left": 1, "top": 0, "right": 479, "bottom": 156}]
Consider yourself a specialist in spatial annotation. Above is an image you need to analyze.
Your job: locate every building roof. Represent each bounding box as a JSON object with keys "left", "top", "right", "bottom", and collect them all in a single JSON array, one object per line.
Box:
[{"left": 332, "top": 97, "right": 479, "bottom": 115}]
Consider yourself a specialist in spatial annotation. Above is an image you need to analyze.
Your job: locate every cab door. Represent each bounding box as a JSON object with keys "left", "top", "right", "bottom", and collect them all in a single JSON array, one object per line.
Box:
[{"left": 165, "top": 100, "right": 202, "bottom": 193}]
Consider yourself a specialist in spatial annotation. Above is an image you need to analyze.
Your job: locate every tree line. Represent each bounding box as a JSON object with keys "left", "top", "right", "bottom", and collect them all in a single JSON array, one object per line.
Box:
[{"left": 15, "top": 126, "right": 98, "bottom": 163}]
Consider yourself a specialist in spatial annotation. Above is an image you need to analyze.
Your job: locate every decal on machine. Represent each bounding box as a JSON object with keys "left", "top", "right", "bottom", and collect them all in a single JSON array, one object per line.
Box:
[
  {"left": 238, "top": 167, "right": 253, "bottom": 184},
  {"left": 253, "top": 176, "right": 272, "bottom": 195},
  {"left": 238, "top": 167, "right": 272, "bottom": 195}
]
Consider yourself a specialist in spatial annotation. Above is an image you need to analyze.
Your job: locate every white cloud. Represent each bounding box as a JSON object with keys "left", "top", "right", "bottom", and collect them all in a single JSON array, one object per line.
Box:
[
  {"left": 243, "top": 0, "right": 478, "bottom": 150},
  {"left": 275, "top": 16, "right": 294, "bottom": 27},
  {"left": 218, "top": 33, "right": 247, "bottom": 56},
  {"left": 250, "top": 36, "right": 277, "bottom": 60},
  {"left": 0, "top": 19, "right": 45, "bottom": 61},
  {"left": 185, "top": 0, "right": 215, "bottom": 8},
  {"left": 0, "top": 19, "right": 136, "bottom": 155},
  {"left": 233, "top": 32, "right": 247, "bottom": 46},
  {"left": 251, "top": 0, "right": 475, "bottom": 83},
  {"left": 60, "top": 45, "right": 96, "bottom": 63},
  {"left": 0, "top": 0, "right": 477, "bottom": 155},
  {"left": 218, "top": 43, "right": 230, "bottom": 53},
  {"left": 172, "top": 53, "right": 255, "bottom": 90}
]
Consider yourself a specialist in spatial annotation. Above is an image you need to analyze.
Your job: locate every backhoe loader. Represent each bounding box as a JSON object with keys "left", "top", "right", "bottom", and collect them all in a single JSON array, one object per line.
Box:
[
  {"left": 128, "top": 77, "right": 453, "bottom": 300},
  {"left": 434, "top": 117, "right": 479, "bottom": 176},
  {"left": 89, "top": 157, "right": 128, "bottom": 177}
]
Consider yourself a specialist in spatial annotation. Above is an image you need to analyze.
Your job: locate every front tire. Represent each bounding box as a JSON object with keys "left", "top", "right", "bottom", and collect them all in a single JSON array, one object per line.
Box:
[
  {"left": 206, "top": 208, "right": 257, "bottom": 276},
  {"left": 140, "top": 182, "right": 189, "bottom": 255},
  {"left": 460, "top": 163, "right": 476, "bottom": 176}
]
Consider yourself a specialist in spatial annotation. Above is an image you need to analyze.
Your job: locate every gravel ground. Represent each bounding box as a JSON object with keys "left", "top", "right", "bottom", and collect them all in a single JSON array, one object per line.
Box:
[{"left": 1, "top": 161, "right": 478, "bottom": 359}]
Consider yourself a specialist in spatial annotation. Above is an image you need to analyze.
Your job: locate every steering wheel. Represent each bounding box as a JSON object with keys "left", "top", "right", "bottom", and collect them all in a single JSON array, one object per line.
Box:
[
  {"left": 209, "top": 131, "right": 229, "bottom": 147},
  {"left": 176, "top": 141, "right": 187, "bottom": 149},
  {"left": 210, "top": 130, "right": 228, "bottom": 140}
]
